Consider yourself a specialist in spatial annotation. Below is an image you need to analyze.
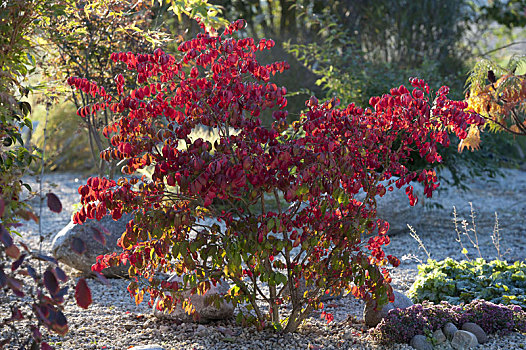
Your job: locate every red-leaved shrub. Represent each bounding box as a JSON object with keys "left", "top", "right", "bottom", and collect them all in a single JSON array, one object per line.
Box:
[{"left": 68, "top": 19, "right": 484, "bottom": 331}]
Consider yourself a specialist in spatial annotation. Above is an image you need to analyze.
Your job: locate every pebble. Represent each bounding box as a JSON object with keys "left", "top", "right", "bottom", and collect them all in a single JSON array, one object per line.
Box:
[{"left": 128, "top": 346, "right": 165, "bottom": 350}]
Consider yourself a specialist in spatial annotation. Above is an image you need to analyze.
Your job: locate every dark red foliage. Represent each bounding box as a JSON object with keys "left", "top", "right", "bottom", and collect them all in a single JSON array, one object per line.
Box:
[
  {"left": 43, "top": 269, "right": 59, "bottom": 296},
  {"left": 75, "top": 278, "right": 92, "bottom": 309},
  {"left": 70, "top": 237, "right": 87, "bottom": 255},
  {"left": 46, "top": 193, "right": 62, "bottom": 213}
]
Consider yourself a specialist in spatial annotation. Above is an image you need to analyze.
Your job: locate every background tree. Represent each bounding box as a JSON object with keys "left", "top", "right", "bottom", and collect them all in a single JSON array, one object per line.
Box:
[{"left": 40, "top": 0, "right": 171, "bottom": 177}]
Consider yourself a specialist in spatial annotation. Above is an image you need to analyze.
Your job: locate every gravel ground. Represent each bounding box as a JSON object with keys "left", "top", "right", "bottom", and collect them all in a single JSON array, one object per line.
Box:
[{"left": 4, "top": 169, "right": 526, "bottom": 349}]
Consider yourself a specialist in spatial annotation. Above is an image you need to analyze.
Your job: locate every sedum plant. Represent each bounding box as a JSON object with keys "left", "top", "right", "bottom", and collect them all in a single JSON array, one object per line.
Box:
[
  {"left": 68, "top": 20, "right": 484, "bottom": 332},
  {"left": 371, "top": 299, "right": 526, "bottom": 344}
]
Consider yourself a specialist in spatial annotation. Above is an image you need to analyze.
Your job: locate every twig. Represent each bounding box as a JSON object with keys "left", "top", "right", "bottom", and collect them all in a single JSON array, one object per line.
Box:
[
  {"left": 453, "top": 206, "right": 470, "bottom": 261},
  {"left": 480, "top": 41, "right": 526, "bottom": 57},
  {"left": 492, "top": 212, "right": 502, "bottom": 260},
  {"left": 469, "top": 202, "right": 482, "bottom": 259},
  {"left": 38, "top": 102, "right": 51, "bottom": 274},
  {"left": 407, "top": 225, "right": 431, "bottom": 260}
]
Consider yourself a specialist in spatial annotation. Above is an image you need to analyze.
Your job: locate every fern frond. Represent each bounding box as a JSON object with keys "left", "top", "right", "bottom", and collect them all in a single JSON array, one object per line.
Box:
[
  {"left": 465, "top": 59, "right": 504, "bottom": 93},
  {"left": 506, "top": 54, "right": 526, "bottom": 73},
  {"left": 495, "top": 75, "right": 523, "bottom": 96}
]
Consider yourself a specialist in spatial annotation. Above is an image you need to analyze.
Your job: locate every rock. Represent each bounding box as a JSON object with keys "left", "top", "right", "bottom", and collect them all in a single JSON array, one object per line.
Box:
[
  {"left": 434, "top": 343, "right": 454, "bottom": 350},
  {"left": 433, "top": 329, "right": 447, "bottom": 344},
  {"left": 51, "top": 213, "right": 133, "bottom": 277},
  {"left": 461, "top": 322, "right": 488, "bottom": 344},
  {"left": 128, "top": 346, "right": 164, "bottom": 350},
  {"left": 451, "top": 330, "right": 478, "bottom": 350},
  {"left": 153, "top": 274, "right": 234, "bottom": 323},
  {"left": 410, "top": 334, "right": 433, "bottom": 350},
  {"left": 363, "top": 290, "right": 413, "bottom": 327},
  {"left": 443, "top": 322, "right": 458, "bottom": 340},
  {"left": 195, "top": 324, "right": 207, "bottom": 335}
]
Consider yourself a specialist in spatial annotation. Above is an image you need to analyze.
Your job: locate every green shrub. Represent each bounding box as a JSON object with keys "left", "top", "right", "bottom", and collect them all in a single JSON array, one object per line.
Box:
[{"left": 409, "top": 258, "right": 526, "bottom": 308}]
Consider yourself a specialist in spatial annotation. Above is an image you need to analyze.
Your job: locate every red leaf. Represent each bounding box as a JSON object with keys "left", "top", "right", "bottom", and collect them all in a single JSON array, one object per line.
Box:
[
  {"left": 41, "top": 342, "right": 54, "bottom": 350},
  {"left": 70, "top": 237, "right": 87, "bottom": 255},
  {"left": 0, "top": 197, "right": 4, "bottom": 217},
  {"left": 46, "top": 193, "right": 62, "bottom": 213},
  {"left": 75, "top": 278, "right": 92, "bottom": 309}
]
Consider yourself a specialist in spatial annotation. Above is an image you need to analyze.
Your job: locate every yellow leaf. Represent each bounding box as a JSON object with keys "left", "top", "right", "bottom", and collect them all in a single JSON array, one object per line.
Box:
[
  {"left": 461, "top": 248, "right": 468, "bottom": 255},
  {"left": 458, "top": 125, "right": 480, "bottom": 153}
]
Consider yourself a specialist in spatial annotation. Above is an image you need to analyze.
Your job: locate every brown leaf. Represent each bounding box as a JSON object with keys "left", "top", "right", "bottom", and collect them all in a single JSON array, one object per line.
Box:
[
  {"left": 46, "top": 193, "right": 62, "bottom": 213},
  {"left": 49, "top": 309, "right": 68, "bottom": 336},
  {"left": 5, "top": 245, "right": 21, "bottom": 259},
  {"left": 16, "top": 209, "right": 39, "bottom": 223},
  {"left": 92, "top": 227, "right": 106, "bottom": 245}
]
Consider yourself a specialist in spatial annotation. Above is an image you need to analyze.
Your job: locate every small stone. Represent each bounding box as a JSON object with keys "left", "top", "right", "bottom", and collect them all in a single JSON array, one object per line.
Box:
[
  {"left": 342, "top": 331, "right": 354, "bottom": 340},
  {"left": 443, "top": 322, "right": 458, "bottom": 340},
  {"left": 123, "top": 323, "right": 135, "bottom": 331},
  {"left": 451, "top": 330, "right": 478, "bottom": 350},
  {"left": 461, "top": 322, "right": 488, "bottom": 344},
  {"left": 433, "top": 329, "right": 447, "bottom": 344},
  {"left": 128, "top": 345, "right": 165, "bottom": 350},
  {"left": 196, "top": 324, "right": 207, "bottom": 335},
  {"left": 410, "top": 334, "right": 433, "bottom": 350}
]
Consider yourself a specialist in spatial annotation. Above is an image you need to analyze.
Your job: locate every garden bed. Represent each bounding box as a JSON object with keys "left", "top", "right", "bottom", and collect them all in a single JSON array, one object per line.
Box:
[{"left": 9, "top": 168, "right": 526, "bottom": 349}]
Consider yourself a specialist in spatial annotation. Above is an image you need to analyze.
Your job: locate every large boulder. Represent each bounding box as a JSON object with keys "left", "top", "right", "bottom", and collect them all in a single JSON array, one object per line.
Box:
[
  {"left": 363, "top": 290, "right": 413, "bottom": 327},
  {"left": 51, "top": 213, "right": 132, "bottom": 277},
  {"left": 153, "top": 274, "right": 234, "bottom": 323}
]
